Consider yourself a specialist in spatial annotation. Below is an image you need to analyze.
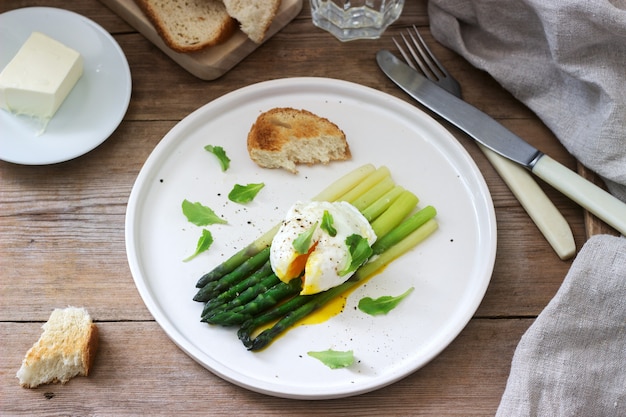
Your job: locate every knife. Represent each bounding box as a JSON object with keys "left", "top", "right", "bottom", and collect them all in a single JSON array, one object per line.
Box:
[
  {"left": 377, "top": 49, "right": 626, "bottom": 237},
  {"left": 377, "top": 50, "right": 575, "bottom": 259}
]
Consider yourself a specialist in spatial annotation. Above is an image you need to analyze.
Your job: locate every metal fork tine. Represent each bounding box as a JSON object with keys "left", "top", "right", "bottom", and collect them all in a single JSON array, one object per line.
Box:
[
  {"left": 392, "top": 30, "right": 440, "bottom": 82},
  {"left": 400, "top": 33, "right": 433, "bottom": 78},
  {"left": 393, "top": 25, "right": 462, "bottom": 97},
  {"left": 392, "top": 37, "right": 416, "bottom": 71},
  {"left": 409, "top": 25, "right": 447, "bottom": 79}
]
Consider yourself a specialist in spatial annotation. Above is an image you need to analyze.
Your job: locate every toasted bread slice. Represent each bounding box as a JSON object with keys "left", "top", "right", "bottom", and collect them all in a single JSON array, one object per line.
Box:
[
  {"left": 17, "top": 307, "right": 98, "bottom": 388},
  {"left": 134, "top": 0, "right": 237, "bottom": 53},
  {"left": 247, "top": 107, "right": 351, "bottom": 174},
  {"left": 222, "top": 0, "right": 282, "bottom": 43}
]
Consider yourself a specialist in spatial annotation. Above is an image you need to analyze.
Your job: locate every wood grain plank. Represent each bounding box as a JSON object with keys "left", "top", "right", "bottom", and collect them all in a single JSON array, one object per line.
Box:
[
  {"left": 1, "top": 318, "right": 526, "bottom": 416},
  {"left": 0, "top": 121, "right": 175, "bottom": 322}
]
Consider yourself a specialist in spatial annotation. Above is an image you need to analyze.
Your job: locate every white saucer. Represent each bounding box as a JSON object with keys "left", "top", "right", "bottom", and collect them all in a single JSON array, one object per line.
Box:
[{"left": 0, "top": 7, "right": 132, "bottom": 165}]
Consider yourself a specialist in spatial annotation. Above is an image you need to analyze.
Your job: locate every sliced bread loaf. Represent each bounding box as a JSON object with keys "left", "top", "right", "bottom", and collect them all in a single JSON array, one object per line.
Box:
[
  {"left": 222, "top": 0, "right": 282, "bottom": 43},
  {"left": 247, "top": 107, "right": 351, "bottom": 174},
  {"left": 134, "top": 0, "right": 237, "bottom": 52},
  {"left": 17, "top": 307, "right": 98, "bottom": 388}
]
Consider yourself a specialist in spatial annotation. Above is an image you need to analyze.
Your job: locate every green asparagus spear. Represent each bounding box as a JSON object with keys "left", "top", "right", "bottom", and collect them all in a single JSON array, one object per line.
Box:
[
  {"left": 238, "top": 279, "right": 355, "bottom": 350},
  {"left": 195, "top": 241, "right": 272, "bottom": 289},
  {"left": 356, "top": 218, "right": 439, "bottom": 280},
  {"left": 349, "top": 175, "right": 395, "bottom": 211},
  {"left": 361, "top": 186, "right": 404, "bottom": 222},
  {"left": 200, "top": 263, "right": 276, "bottom": 316},
  {"left": 369, "top": 190, "right": 418, "bottom": 238},
  {"left": 372, "top": 205, "right": 437, "bottom": 255},
  {"left": 193, "top": 247, "right": 271, "bottom": 302},
  {"left": 237, "top": 292, "right": 320, "bottom": 348},
  {"left": 336, "top": 166, "right": 390, "bottom": 203},
  {"left": 201, "top": 272, "right": 279, "bottom": 319},
  {"left": 203, "top": 278, "right": 303, "bottom": 326}
]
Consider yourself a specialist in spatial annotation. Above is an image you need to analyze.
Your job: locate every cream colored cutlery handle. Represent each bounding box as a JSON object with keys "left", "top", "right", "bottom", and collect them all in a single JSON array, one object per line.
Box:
[
  {"left": 479, "top": 144, "right": 576, "bottom": 260},
  {"left": 532, "top": 155, "right": 626, "bottom": 237}
]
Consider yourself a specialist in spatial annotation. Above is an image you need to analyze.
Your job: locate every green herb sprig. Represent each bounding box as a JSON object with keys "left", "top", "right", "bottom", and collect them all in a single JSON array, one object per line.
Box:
[
  {"left": 204, "top": 145, "right": 230, "bottom": 171},
  {"left": 307, "top": 349, "right": 354, "bottom": 369},
  {"left": 358, "top": 287, "right": 415, "bottom": 316},
  {"left": 228, "top": 183, "right": 265, "bottom": 204}
]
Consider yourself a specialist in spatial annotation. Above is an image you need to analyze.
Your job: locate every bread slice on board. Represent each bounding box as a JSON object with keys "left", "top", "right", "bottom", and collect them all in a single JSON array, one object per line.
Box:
[
  {"left": 247, "top": 107, "right": 351, "bottom": 174},
  {"left": 134, "top": 0, "right": 237, "bottom": 52},
  {"left": 16, "top": 307, "right": 98, "bottom": 388},
  {"left": 222, "top": 0, "right": 282, "bottom": 43}
]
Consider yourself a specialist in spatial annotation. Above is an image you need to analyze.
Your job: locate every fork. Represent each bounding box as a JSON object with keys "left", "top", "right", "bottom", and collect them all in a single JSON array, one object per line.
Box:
[{"left": 393, "top": 26, "right": 576, "bottom": 260}]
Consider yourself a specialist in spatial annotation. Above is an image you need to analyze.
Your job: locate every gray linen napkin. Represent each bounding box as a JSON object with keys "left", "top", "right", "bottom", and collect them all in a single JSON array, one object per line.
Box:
[
  {"left": 494, "top": 235, "right": 626, "bottom": 416},
  {"left": 426, "top": 1, "right": 626, "bottom": 415},
  {"left": 427, "top": 0, "right": 626, "bottom": 202}
]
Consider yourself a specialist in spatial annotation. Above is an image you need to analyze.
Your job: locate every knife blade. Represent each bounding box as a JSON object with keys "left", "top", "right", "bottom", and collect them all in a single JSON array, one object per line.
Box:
[{"left": 377, "top": 49, "right": 626, "bottom": 237}]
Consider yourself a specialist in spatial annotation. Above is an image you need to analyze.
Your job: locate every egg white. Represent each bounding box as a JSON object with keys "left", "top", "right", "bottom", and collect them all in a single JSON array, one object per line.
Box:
[{"left": 270, "top": 201, "right": 377, "bottom": 295}]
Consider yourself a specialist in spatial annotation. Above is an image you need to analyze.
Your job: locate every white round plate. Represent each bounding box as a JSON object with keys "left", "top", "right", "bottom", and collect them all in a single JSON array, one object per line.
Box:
[
  {"left": 125, "top": 77, "right": 497, "bottom": 399},
  {"left": 0, "top": 7, "right": 132, "bottom": 165}
]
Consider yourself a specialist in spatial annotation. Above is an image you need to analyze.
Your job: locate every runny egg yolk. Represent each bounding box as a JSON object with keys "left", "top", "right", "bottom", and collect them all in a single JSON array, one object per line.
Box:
[{"left": 270, "top": 201, "right": 377, "bottom": 295}]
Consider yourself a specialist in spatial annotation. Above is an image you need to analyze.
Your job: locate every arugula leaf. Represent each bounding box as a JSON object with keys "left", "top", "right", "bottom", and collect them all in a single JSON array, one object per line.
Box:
[
  {"left": 307, "top": 349, "right": 354, "bottom": 369},
  {"left": 182, "top": 199, "right": 227, "bottom": 226},
  {"left": 358, "top": 287, "right": 415, "bottom": 316},
  {"left": 183, "top": 229, "right": 214, "bottom": 262},
  {"left": 339, "top": 234, "right": 373, "bottom": 276},
  {"left": 320, "top": 210, "right": 337, "bottom": 237},
  {"left": 204, "top": 145, "right": 230, "bottom": 171},
  {"left": 228, "top": 183, "right": 265, "bottom": 204},
  {"left": 293, "top": 222, "right": 318, "bottom": 254}
]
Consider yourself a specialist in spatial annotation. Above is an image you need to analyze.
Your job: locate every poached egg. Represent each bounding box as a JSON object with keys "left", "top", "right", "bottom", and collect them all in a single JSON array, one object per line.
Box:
[{"left": 270, "top": 201, "right": 377, "bottom": 295}]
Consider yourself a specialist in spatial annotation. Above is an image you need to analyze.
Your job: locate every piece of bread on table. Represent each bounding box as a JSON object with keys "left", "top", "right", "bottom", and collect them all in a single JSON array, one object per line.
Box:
[
  {"left": 222, "top": 0, "right": 282, "bottom": 43},
  {"left": 17, "top": 307, "right": 98, "bottom": 388},
  {"left": 134, "top": 0, "right": 236, "bottom": 52},
  {"left": 247, "top": 107, "right": 351, "bottom": 174}
]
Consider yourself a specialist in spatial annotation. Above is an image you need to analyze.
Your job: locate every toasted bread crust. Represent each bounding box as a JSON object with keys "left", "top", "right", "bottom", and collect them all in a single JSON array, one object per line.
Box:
[
  {"left": 135, "top": 0, "right": 237, "bottom": 53},
  {"left": 82, "top": 323, "right": 99, "bottom": 377},
  {"left": 247, "top": 107, "right": 351, "bottom": 173}
]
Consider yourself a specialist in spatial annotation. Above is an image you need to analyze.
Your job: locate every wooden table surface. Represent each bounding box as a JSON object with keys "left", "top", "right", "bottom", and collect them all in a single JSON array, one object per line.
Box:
[{"left": 0, "top": 1, "right": 603, "bottom": 415}]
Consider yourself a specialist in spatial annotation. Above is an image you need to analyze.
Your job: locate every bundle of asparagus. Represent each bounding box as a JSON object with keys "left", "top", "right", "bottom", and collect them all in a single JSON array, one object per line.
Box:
[{"left": 193, "top": 164, "right": 438, "bottom": 351}]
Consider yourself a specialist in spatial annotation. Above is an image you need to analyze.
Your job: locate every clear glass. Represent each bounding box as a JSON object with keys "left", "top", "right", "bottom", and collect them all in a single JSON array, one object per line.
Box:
[{"left": 310, "top": 0, "right": 405, "bottom": 41}]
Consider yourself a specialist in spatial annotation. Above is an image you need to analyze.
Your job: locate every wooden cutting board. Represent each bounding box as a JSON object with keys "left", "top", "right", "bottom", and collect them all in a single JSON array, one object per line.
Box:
[{"left": 99, "top": 0, "right": 303, "bottom": 80}]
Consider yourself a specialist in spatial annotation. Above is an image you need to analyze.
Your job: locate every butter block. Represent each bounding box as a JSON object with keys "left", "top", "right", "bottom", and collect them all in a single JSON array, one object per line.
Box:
[{"left": 0, "top": 32, "right": 83, "bottom": 120}]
